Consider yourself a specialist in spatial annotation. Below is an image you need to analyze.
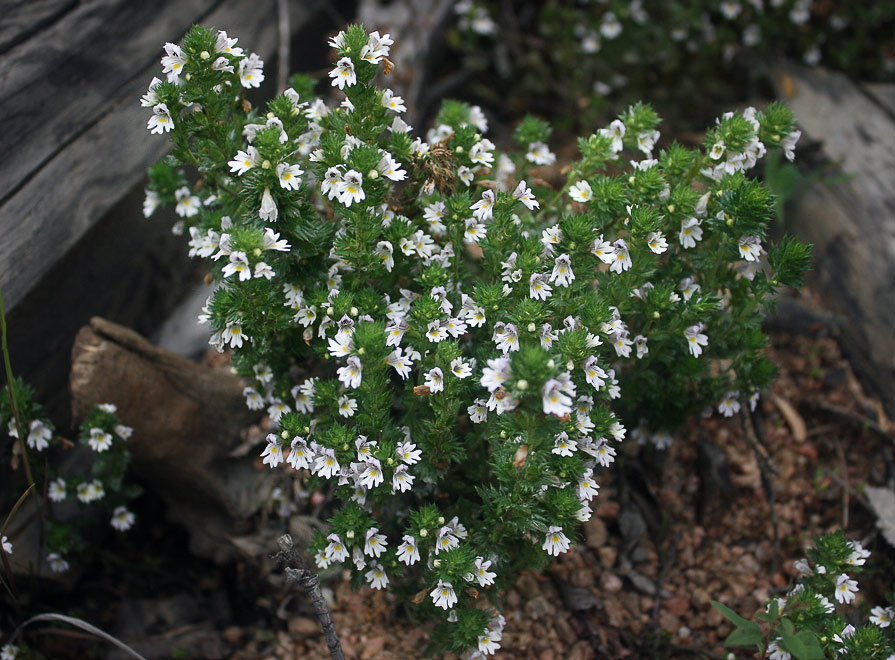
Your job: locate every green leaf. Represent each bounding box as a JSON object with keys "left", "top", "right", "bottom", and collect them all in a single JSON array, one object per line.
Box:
[
  {"left": 711, "top": 600, "right": 754, "bottom": 629},
  {"left": 781, "top": 630, "right": 808, "bottom": 660},
  {"left": 725, "top": 626, "right": 764, "bottom": 648},
  {"left": 796, "top": 631, "right": 824, "bottom": 660}
]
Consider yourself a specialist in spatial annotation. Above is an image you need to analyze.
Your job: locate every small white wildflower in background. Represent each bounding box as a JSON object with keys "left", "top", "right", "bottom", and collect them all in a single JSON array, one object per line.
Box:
[
  {"left": 365, "top": 562, "right": 389, "bottom": 589},
  {"left": 646, "top": 231, "right": 668, "bottom": 254},
  {"left": 738, "top": 235, "right": 763, "bottom": 261},
  {"left": 325, "top": 533, "right": 349, "bottom": 563},
  {"left": 552, "top": 431, "right": 577, "bottom": 456},
  {"left": 27, "top": 419, "right": 52, "bottom": 451},
  {"left": 846, "top": 540, "right": 871, "bottom": 566},
  {"left": 222, "top": 322, "right": 248, "bottom": 349},
  {"left": 468, "top": 399, "right": 488, "bottom": 423},
  {"left": 472, "top": 557, "right": 496, "bottom": 587},
  {"left": 684, "top": 324, "right": 709, "bottom": 358},
  {"left": 871, "top": 606, "right": 894, "bottom": 627},
  {"left": 47, "top": 552, "right": 70, "bottom": 573},
  {"left": 277, "top": 162, "right": 303, "bottom": 190},
  {"left": 542, "top": 526, "right": 571, "bottom": 556},
  {"left": 174, "top": 186, "right": 201, "bottom": 218},
  {"left": 337, "top": 356, "right": 363, "bottom": 389},
  {"left": 600, "top": 12, "right": 622, "bottom": 39},
  {"left": 111, "top": 506, "right": 135, "bottom": 531},
  {"left": 228, "top": 146, "right": 258, "bottom": 175},
  {"left": 329, "top": 57, "right": 356, "bottom": 89},
  {"left": 259, "top": 186, "right": 278, "bottom": 222},
  {"left": 88, "top": 428, "right": 113, "bottom": 452},
  {"left": 313, "top": 448, "right": 340, "bottom": 479},
  {"left": 526, "top": 141, "right": 556, "bottom": 165},
  {"left": 160, "top": 42, "right": 186, "bottom": 82},
  {"left": 512, "top": 180, "right": 539, "bottom": 210},
  {"left": 364, "top": 527, "right": 387, "bottom": 558},
  {"left": 1, "top": 643, "right": 18, "bottom": 660},
  {"left": 679, "top": 217, "right": 703, "bottom": 248},
  {"left": 718, "top": 391, "right": 741, "bottom": 417},
  {"left": 471, "top": 190, "right": 495, "bottom": 221},
  {"left": 115, "top": 424, "right": 133, "bottom": 440},
  {"left": 424, "top": 367, "right": 445, "bottom": 393},
  {"left": 49, "top": 477, "right": 67, "bottom": 502},
  {"left": 215, "top": 30, "right": 243, "bottom": 57},
  {"left": 1, "top": 535, "right": 12, "bottom": 555},
  {"left": 834, "top": 573, "right": 858, "bottom": 604},
  {"left": 767, "top": 639, "right": 790, "bottom": 660},
  {"left": 577, "top": 468, "right": 600, "bottom": 501},
  {"left": 569, "top": 180, "right": 593, "bottom": 203},
  {"left": 431, "top": 580, "right": 458, "bottom": 610}
]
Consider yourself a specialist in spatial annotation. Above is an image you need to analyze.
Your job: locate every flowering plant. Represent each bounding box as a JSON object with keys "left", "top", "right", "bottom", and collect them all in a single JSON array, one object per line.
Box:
[
  {"left": 714, "top": 532, "right": 895, "bottom": 659},
  {"left": 1, "top": 382, "right": 137, "bottom": 574},
  {"left": 451, "top": 1, "right": 895, "bottom": 128},
  {"left": 141, "top": 24, "right": 809, "bottom": 656}
]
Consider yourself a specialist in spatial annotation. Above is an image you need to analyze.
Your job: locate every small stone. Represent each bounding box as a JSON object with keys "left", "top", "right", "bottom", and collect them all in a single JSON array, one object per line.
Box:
[
  {"left": 222, "top": 626, "right": 243, "bottom": 644},
  {"left": 538, "top": 650, "right": 556, "bottom": 660},
  {"left": 361, "top": 636, "right": 386, "bottom": 660},
  {"left": 525, "top": 595, "right": 556, "bottom": 618},
  {"left": 569, "top": 640, "right": 595, "bottom": 660},
  {"left": 288, "top": 617, "right": 320, "bottom": 637},
  {"left": 585, "top": 517, "right": 608, "bottom": 549},
  {"left": 598, "top": 546, "right": 617, "bottom": 568},
  {"left": 601, "top": 572, "right": 623, "bottom": 593},
  {"left": 664, "top": 596, "right": 690, "bottom": 617}
]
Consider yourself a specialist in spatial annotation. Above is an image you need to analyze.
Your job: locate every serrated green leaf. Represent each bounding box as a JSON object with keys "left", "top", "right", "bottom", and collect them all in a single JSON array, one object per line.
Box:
[{"left": 725, "top": 627, "right": 764, "bottom": 648}]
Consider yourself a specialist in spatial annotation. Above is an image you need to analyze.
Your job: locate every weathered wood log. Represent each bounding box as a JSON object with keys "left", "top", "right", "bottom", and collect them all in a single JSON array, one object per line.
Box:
[
  {"left": 0, "top": 0, "right": 327, "bottom": 312},
  {"left": 70, "top": 317, "right": 269, "bottom": 564},
  {"left": 771, "top": 63, "right": 895, "bottom": 416}
]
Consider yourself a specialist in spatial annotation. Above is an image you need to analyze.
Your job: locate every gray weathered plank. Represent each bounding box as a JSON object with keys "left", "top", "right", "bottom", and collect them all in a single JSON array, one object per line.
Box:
[
  {"left": 0, "top": 0, "right": 78, "bottom": 54},
  {"left": 0, "top": 0, "right": 330, "bottom": 311},
  {"left": 772, "top": 63, "right": 895, "bottom": 415},
  {"left": 0, "top": 0, "right": 220, "bottom": 205}
]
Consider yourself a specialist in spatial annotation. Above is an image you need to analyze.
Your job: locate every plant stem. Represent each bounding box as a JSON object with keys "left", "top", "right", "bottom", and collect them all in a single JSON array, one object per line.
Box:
[
  {"left": 0, "top": 285, "right": 37, "bottom": 494},
  {"left": 276, "top": 534, "right": 346, "bottom": 660}
]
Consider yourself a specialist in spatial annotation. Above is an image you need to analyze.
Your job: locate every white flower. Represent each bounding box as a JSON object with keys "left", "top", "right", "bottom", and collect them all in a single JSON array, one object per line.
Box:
[
  {"left": 767, "top": 639, "right": 791, "bottom": 660},
  {"left": 140, "top": 76, "right": 163, "bottom": 107},
  {"left": 360, "top": 459, "right": 385, "bottom": 490},
  {"left": 337, "top": 170, "right": 365, "bottom": 207},
  {"left": 468, "top": 399, "right": 488, "bottom": 423},
  {"left": 147, "top": 103, "right": 174, "bottom": 134},
  {"left": 259, "top": 186, "right": 278, "bottom": 222},
  {"left": 450, "top": 358, "right": 473, "bottom": 379},
  {"left": 870, "top": 606, "right": 894, "bottom": 628},
  {"left": 243, "top": 387, "right": 265, "bottom": 410},
  {"left": 529, "top": 273, "right": 552, "bottom": 300},
  {"left": 542, "top": 379, "right": 573, "bottom": 417},
  {"left": 435, "top": 526, "right": 459, "bottom": 554},
  {"left": 329, "top": 57, "right": 356, "bottom": 89},
  {"left": 238, "top": 53, "right": 264, "bottom": 88},
  {"left": 526, "top": 141, "right": 556, "bottom": 165},
  {"left": 583, "top": 356, "right": 607, "bottom": 389},
  {"left": 143, "top": 189, "right": 160, "bottom": 217},
  {"left": 88, "top": 427, "right": 114, "bottom": 452},
  {"left": 834, "top": 573, "right": 858, "bottom": 604},
  {"left": 471, "top": 190, "right": 495, "bottom": 221},
  {"left": 49, "top": 477, "right": 67, "bottom": 502},
  {"left": 27, "top": 419, "right": 52, "bottom": 451},
  {"left": 337, "top": 356, "right": 363, "bottom": 389},
  {"left": 222, "top": 322, "right": 248, "bottom": 349},
  {"left": 360, "top": 31, "right": 393, "bottom": 63},
  {"left": 684, "top": 324, "right": 709, "bottom": 358},
  {"left": 738, "top": 235, "right": 763, "bottom": 262},
  {"left": 494, "top": 323, "right": 520, "bottom": 353},
  {"left": 542, "top": 526, "right": 571, "bottom": 556},
  {"left": 591, "top": 234, "right": 615, "bottom": 263},
  {"left": 550, "top": 254, "right": 575, "bottom": 287},
  {"left": 679, "top": 217, "right": 703, "bottom": 248},
  {"left": 115, "top": 424, "right": 133, "bottom": 440},
  {"left": 431, "top": 580, "right": 458, "bottom": 610},
  {"left": 609, "top": 239, "right": 632, "bottom": 273},
  {"left": 846, "top": 540, "right": 871, "bottom": 566},
  {"left": 577, "top": 469, "right": 600, "bottom": 501},
  {"left": 679, "top": 277, "right": 701, "bottom": 301},
  {"left": 1, "top": 536, "right": 11, "bottom": 555},
  {"left": 365, "top": 562, "right": 389, "bottom": 590},
  {"left": 569, "top": 180, "right": 593, "bottom": 203},
  {"left": 424, "top": 367, "right": 445, "bottom": 393},
  {"left": 552, "top": 432, "right": 577, "bottom": 456},
  {"left": 1, "top": 643, "right": 18, "bottom": 660},
  {"left": 376, "top": 152, "right": 406, "bottom": 181},
  {"left": 512, "top": 180, "right": 539, "bottom": 210},
  {"left": 312, "top": 449, "right": 341, "bottom": 479},
  {"left": 646, "top": 232, "right": 668, "bottom": 254},
  {"left": 472, "top": 556, "right": 496, "bottom": 587},
  {"left": 215, "top": 30, "right": 243, "bottom": 57},
  {"left": 337, "top": 395, "right": 357, "bottom": 418},
  {"left": 261, "top": 436, "right": 284, "bottom": 468},
  {"left": 228, "top": 146, "right": 258, "bottom": 175},
  {"left": 277, "top": 162, "right": 303, "bottom": 190},
  {"left": 600, "top": 12, "right": 622, "bottom": 38},
  {"left": 601, "top": 119, "right": 625, "bottom": 152},
  {"left": 223, "top": 251, "right": 251, "bottom": 281},
  {"left": 364, "top": 527, "right": 387, "bottom": 557},
  {"left": 718, "top": 391, "right": 741, "bottom": 417},
  {"left": 77, "top": 479, "right": 105, "bottom": 503},
  {"left": 174, "top": 186, "right": 200, "bottom": 217},
  {"left": 392, "top": 464, "right": 415, "bottom": 493},
  {"left": 386, "top": 348, "right": 414, "bottom": 379},
  {"left": 325, "top": 533, "right": 349, "bottom": 563},
  {"left": 397, "top": 535, "right": 420, "bottom": 565},
  {"left": 287, "top": 437, "right": 312, "bottom": 470},
  {"left": 381, "top": 89, "right": 406, "bottom": 113},
  {"left": 160, "top": 43, "right": 186, "bottom": 82},
  {"left": 611, "top": 333, "right": 633, "bottom": 358},
  {"left": 47, "top": 553, "right": 70, "bottom": 573},
  {"left": 110, "top": 506, "right": 135, "bottom": 531}
]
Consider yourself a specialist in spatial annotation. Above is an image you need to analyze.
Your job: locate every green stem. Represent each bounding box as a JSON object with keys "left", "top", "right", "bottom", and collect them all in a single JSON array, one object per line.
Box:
[{"left": 0, "top": 285, "right": 37, "bottom": 494}]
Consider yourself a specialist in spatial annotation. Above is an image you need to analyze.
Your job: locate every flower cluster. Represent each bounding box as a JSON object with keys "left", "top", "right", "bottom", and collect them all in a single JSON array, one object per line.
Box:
[
  {"left": 451, "top": 1, "right": 895, "bottom": 132},
  {"left": 715, "top": 531, "right": 895, "bottom": 660},
  {"left": 1, "top": 383, "right": 137, "bottom": 575},
  {"left": 141, "top": 24, "right": 809, "bottom": 656}
]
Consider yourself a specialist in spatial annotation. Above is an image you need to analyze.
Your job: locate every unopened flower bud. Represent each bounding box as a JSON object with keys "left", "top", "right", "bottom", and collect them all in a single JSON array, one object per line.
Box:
[
  {"left": 346, "top": 530, "right": 355, "bottom": 539},
  {"left": 350, "top": 306, "right": 358, "bottom": 316},
  {"left": 253, "top": 248, "right": 262, "bottom": 256},
  {"left": 455, "top": 146, "right": 464, "bottom": 154},
  {"left": 200, "top": 50, "right": 210, "bottom": 60},
  {"left": 437, "top": 516, "right": 445, "bottom": 525},
  {"left": 419, "top": 528, "right": 428, "bottom": 538},
  {"left": 628, "top": 175, "right": 635, "bottom": 184},
  {"left": 185, "top": 73, "right": 192, "bottom": 81},
  {"left": 267, "top": 112, "right": 275, "bottom": 119},
  {"left": 547, "top": 359, "right": 555, "bottom": 369},
  {"left": 368, "top": 169, "right": 379, "bottom": 179},
  {"left": 327, "top": 307, "right": 335, "bottom": 316},
  {"left": 516, "top": 379, "right": 528, "bottom": 390},
  {"left": 281, "top": 430, "right": 289, "bottom": 438},
  {"left": 653, "top": 311, "right": 660, "bottom": 319},
  {"left": 261, "top": 159, "right": 271, "bottom": 169},
  {"left": 433, "top": 559, "right": 441, "bottom": 568},
  {"left": 357, "top": 347, "right": 365, "bottom": 355},
  {"left": 527, "top": 323, "right": 536, "bottom": 332},
  {"left": 667, "top": 204, "right": 675, "bottom": 213},
  {"left": 387, "top": 457, "right": 394, "bottom": 465}
]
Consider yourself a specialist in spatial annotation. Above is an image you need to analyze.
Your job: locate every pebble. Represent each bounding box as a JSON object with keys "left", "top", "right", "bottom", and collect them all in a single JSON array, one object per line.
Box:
[
  {"left": 525, "top": 595, "right": 556, "bottom": 618},
  {"left": 585, "top": 516, "right": 608, "bottom": 548},
  {"left": 569, "top": 640, "right": 596, "bottom": 660},
  {"left": 601, "top": 572, "right": 623, "bottom": 593},
  {"left": 598, "top": 546, "right": 617, "bottom": 568}
]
